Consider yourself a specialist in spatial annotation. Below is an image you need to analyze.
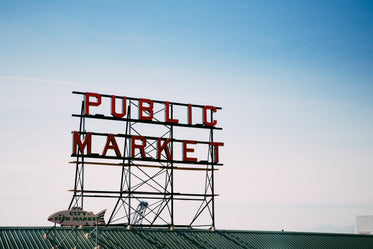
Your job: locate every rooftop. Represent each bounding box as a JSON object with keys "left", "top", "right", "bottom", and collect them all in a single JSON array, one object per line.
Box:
[{"left": 1, "top": 226, "right": 373, "bottom": 249}]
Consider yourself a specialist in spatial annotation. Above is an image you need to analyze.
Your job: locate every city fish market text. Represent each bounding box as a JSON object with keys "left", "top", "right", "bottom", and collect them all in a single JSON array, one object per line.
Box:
[
  {"left": 72, "top": 92, "right": 224, "bottom": 164},
  {"left": 48, "top": 207, "right": 106, "bottom": 226}
]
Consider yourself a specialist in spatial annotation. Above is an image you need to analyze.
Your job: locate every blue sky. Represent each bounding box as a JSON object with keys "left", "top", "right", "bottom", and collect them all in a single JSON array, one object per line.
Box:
[{"left": 0, "top": 1, "right": 372, "bottom": 232}]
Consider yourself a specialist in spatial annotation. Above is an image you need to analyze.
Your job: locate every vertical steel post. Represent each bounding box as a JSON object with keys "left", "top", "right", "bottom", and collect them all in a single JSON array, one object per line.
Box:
[
  {"left": 127, "top": 101, "right": 132, "bottom": 225},
  {"left": 170, "top": 104, "right": 174, "bottom": 226},
  {"left": 210, "top": 108, "right": 215, "bottom": 228},
  {"left": 69, "top": 100, "right": 86, "bottom": 209},
  {"left": 107, "top": 102, "right": 131, "bottom": 225}
]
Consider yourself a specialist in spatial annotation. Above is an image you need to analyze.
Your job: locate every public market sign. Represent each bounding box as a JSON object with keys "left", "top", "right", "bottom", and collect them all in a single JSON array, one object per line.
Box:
[{"left": 72, "top": 92, "right": 224, "bottom": 164}]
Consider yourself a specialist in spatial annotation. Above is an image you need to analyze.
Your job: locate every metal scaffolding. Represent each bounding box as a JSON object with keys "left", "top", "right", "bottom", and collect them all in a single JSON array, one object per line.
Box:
[{"left": 68, "top": 91, "right": 223, "bottom": 229}]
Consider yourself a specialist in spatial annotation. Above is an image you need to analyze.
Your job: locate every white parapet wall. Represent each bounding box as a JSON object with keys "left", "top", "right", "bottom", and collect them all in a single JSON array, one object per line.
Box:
[{"left": 356, "top": 215, "right": 373, "bottom": 234}]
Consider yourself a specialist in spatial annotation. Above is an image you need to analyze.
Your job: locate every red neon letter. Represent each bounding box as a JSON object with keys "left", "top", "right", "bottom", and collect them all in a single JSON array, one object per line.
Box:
[
  {"left": 210, "top": 142, "right": 224, "bottom": 163},
  {"left": 139, "top": 98, "right": 154, "bottom": 120},
  {"left": 157, "top": 138, "right": 172, "bottom": 160},
  {"left": 131, "top": 136, "right": 147, "bottom": 158},
  {"left": 165, "top": 102, "right": 179, "bottom": 123},
  {"left": 85, "top": 92, "right": 102, "bottom": 115},
  {"left": 203, "top": 105, "right": 217, "bottom": 126},
  {"left": 183, "top": 140, "right": 198, "bottom": 162},
  {"left": 102, "top": 134, "right": 122, "bottom": 157},
  {"left": 111, "top": 95, "right": 127, "bottom": 118},
  {"left": 73, "top": 131, "right": 92, "bottom": 155},
  {"left": 188, "top": 104, "right": 192, "bottom": 125}
]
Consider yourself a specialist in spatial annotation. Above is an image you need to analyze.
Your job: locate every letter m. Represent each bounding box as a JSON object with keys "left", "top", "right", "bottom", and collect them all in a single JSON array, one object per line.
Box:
[{"left": 73, "top": 131, "right": 92, "bottom": 155}]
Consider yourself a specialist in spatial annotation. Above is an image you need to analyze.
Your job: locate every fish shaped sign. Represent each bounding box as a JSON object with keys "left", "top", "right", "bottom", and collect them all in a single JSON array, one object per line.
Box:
[{"left": 48, "top": 207, "right": 106, "bottom": 226}]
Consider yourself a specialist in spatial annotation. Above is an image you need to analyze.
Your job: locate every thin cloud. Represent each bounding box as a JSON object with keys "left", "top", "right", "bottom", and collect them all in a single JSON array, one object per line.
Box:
[{"left": 0, "top": 75, "right": 80, "bottom": 87}]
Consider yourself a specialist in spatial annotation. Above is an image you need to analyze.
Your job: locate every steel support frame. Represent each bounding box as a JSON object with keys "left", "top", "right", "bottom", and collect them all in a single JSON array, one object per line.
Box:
[{"left": 69, "top": 93, "right": 221, "bottom": 229}]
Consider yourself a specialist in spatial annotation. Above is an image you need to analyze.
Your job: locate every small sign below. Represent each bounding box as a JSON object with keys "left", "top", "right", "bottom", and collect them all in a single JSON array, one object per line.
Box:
[{"left": 48, "top": 207, "right": 106, "bottom": 227}]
